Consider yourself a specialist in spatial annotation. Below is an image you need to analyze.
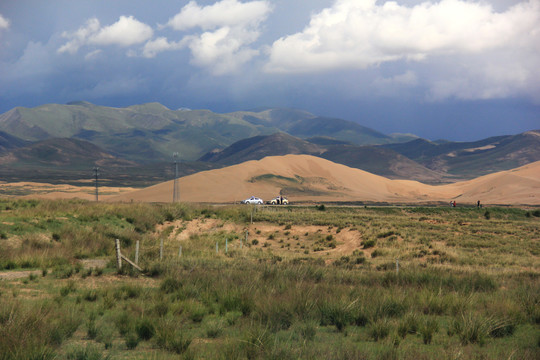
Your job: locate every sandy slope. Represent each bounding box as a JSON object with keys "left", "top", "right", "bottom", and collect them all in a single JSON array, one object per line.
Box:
[
  {"left": 0, "top": 181, "right": 135, "bottom": 201},
  {"left": 109, "top": 155, "right": 540, "bottom": 205}
]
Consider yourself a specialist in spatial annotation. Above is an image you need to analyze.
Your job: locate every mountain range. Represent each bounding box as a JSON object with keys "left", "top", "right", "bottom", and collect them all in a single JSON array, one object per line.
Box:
[{"left": 0, "top": 102, "right": 538, "bottom": 187}]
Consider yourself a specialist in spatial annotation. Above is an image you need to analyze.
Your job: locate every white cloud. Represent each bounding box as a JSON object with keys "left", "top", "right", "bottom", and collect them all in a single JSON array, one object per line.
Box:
[
  {"left": 159, "top": 0, "right": 272, "bottom": 74},
  {"left": 0, "top": 13, "right": 10, "bottom": 30},
  {"left": 90, "top": 16, "right": 153, "bottom": 47},
  {"left": 142, "top": 37, "right": 183, "bottom": 58},
  {"left": 265, "top": 0, "right": 540, "bottom": 101},
  {"left": 184, "top": 27, "right": 260, "bottom": 74},
  {"left": 84, "top": 49, "right": 102, "bottom": 61},
  {"left": 58, "top": 18, "right": 100, "bottom": 54},
  {"left": 166, "top": 0, "right": 271, "bottom": 31},
  {"left": 58, "top": 16, "right": 152, "bottom": 54}
]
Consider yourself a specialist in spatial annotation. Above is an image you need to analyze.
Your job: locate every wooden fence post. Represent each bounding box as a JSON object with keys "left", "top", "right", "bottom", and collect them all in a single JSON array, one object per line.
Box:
[
  {"left": 160, "top": 238, "right": 164, "bottom": 261},
  {"left": 115, "top": 239, "right": 122, "bottom": 270},
  {"left": 178, "top": 245, "right": 182, "bottom": 257},
  {"left": 135, "top": 240, "right": 139, "bottom": 265}
]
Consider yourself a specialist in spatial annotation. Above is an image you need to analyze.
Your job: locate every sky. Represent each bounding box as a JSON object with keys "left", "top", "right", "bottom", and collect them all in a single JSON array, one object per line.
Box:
[{"left": 0, "top": 0, "right": 539, "bottom": 141}]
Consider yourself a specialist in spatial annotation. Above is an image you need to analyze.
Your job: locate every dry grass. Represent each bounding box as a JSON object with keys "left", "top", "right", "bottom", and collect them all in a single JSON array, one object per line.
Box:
[{"left": 0, "top": 200, "right": 538, "bottom": 359}]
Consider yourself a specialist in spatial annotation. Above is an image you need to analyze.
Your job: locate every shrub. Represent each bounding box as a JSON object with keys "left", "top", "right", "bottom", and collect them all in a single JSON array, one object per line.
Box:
[
  {"left": 260, "top": 303, "right": 294, "bottom": 331},
  {"left": 66, "top": 344, "right": 111, "bottom": 360},
  {"left": 125, "top": 332, "right": 139, "bottom": 350},
  {"left": 397, "top": 313, "right": 419, "bottom": 338},
  {"left": 114, "top": 312, "right": 133, "bottom": 336},
  {"left": 419, "top": 317, "right": 439, "bottom": 344},
  {"left": 153, "top": 301, "right": 169, "bottom": 317},
  {"left": 224, "top": 311, "right": 243, "bottom": 325},
  {"left": 136, "top": 318, "right": 155, "bottom": 341},
  {"left": 369, "top": 318, "right": 391, "bottom": 341},
  {"left": 154, "top": 319, "right": 192, "bottom": 354},
  {"left": 83, "top": 290, "right": 98, "bottom": 302},
  {"left": 318, "top": 301, "right": 353, "bottom": 332},
  {"left": 96, "top": 324, "right": 114, "bottom": 350},
  {"left": 375, "top": 297, "right": 407, "bottom": 319},
  {"left": 295, "top": 321, "right": 317, "bottom": 341},
  {"left": 86, "top": 317, "right": 98, "bottom": 340},
  {"left": 160, "top": 277, "right": 182, "bottom": 294},
  {"left": 362, "top": 239, "right": 376, "bottom": 249},
  {"left": 185, "top": 301, "right": 207, "bottom": 323},
  {"left": 60, "top": 280, "right": 77, "bottom": 297},
  {"left": 204, "top": 318, "right": 224, "bottom": 338},
  {"left": 449, "top": 313, "right": 511, "bottom": 345},
  {"left": 168, "top": 333, "right": 192, "bottom": 354},
  {"left": 484, "top": 210, "right": 491, "bottom": 220}
]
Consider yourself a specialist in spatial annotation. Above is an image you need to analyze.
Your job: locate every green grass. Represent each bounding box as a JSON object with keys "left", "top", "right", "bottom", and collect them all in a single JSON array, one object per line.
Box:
[{"left": 0, "top": 200, "right": 538, "bottom": 359}]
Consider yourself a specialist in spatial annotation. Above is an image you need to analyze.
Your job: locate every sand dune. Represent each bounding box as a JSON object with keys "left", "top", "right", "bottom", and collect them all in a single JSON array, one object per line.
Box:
[{"left": 109, "top": 155, "right": 540, "bottom": 205}]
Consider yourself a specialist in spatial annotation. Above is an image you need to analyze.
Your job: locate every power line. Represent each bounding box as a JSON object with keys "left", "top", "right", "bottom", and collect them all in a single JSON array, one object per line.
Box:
[
  {"left": 172, "top": 152, "right": 179, "bottom": 203},
  {"left": 93, "top": 167, "right": 99, "bottom": 202}
]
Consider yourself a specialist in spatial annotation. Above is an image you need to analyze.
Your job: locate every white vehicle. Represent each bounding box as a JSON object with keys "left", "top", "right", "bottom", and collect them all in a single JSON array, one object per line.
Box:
[{"left": 241, "top": 196, "right": 263, "bottom": 204}]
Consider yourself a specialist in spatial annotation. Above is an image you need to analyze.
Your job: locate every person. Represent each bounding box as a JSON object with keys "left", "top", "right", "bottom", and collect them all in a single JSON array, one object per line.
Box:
[
  {"left": 453, "top": 201, "right": 457, "bottom": 207},
  {"left": 477, "top": 200, "right": 481, "bottom": 208}
]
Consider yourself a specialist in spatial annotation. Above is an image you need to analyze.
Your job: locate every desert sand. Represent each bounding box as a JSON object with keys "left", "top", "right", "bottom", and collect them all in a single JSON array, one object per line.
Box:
[
  {"left": 108, "top": 155, "right": 540, "bottom": 205},
  {"left": 0, "top": 181, "right": 136, "bottom": 201}
]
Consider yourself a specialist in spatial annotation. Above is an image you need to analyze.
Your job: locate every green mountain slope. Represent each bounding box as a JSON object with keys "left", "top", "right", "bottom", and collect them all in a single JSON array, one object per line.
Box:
[{"left": 0, "top": 103, "right": 398, "bottom": 161}]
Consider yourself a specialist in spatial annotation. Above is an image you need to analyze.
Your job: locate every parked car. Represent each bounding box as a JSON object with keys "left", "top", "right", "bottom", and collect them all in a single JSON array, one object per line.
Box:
[
  {"left": 241, "top": 196, "right": 263, "bottom": 204},
  {"left": 267, "top": 196, "right": 289, "bottom": 205}
]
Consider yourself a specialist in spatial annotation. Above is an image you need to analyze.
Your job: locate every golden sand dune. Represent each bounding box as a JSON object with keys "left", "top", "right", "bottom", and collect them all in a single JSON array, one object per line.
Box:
[{"left": 109, "top": 155, "right": 540, "bottom": 205}]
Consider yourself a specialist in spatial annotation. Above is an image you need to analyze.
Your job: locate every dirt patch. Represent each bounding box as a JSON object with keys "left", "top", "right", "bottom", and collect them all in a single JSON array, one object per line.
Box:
[
  {"left": 0, "top": 269, "right": 42, "bottom": 280},
  {"left": 0, "top": 259, "right": 108, "bottom": 281}
]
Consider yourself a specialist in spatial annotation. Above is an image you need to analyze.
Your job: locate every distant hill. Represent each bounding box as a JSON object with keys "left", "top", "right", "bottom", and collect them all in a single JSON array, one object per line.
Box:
[
  {"left": 199, "top": 133, "right": 445, "bottom": 183},
  {"left": 1, "top": 102, "right": 538, "bottom": 186},
  {"left": 0, "top": 138, "right": 221, "bottom": 186},
  {"left": 199, "top": 132, "right": 322, "bottom": 165},
  {"left": 0, "top": 103, "right": 398, "bottom": 162},
  {"left": 319, "top": 145, "right": 444, "bottom": 183},
  {"left": 383, "top": 130, "right": 540, "bottom": 177},
  {"left": 3, "top": 138, "right": 135, "bottom": 168},
  {"left": 0, "top": 131, "right": 29, "bottom": 154}
]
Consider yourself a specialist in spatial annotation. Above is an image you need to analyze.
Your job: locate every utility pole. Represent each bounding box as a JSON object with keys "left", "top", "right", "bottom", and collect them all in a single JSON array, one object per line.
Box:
[
  {"left": 93, "top": 167, "right": 99, "bottom": 202},
  {"left": 172, "top": 152, "right": 179, "bottom": 203}
]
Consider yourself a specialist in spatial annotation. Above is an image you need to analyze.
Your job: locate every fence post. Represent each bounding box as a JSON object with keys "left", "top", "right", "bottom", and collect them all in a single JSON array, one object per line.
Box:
[
  {"left": 216, "top": 241, "right": 219, "bottom": 254},
  {"left": 115, "top": 239, "right": 122, "bottom": 270},
  {"left": 225, "top": 238, "right": 228, "bottom": 253},
  {"left": 135, "top": 240, "right": 139, "bottom": 265},
  {"left": 178, "top": 245, "right": 182, "bottom": 258},
  {"left": 245, "top": 230, "right": 248, "bottom": 245},
  {"left": 160, "top": 238, "right": 164, "bottom": 261},
  {"left": 396, "top": 259, "right": 399, "bottom": 275}
]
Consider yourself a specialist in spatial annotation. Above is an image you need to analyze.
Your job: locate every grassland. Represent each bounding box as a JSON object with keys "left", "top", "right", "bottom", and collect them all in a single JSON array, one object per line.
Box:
[{"left": 0, "top": 199, "right": 538, "bottom": 359}]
